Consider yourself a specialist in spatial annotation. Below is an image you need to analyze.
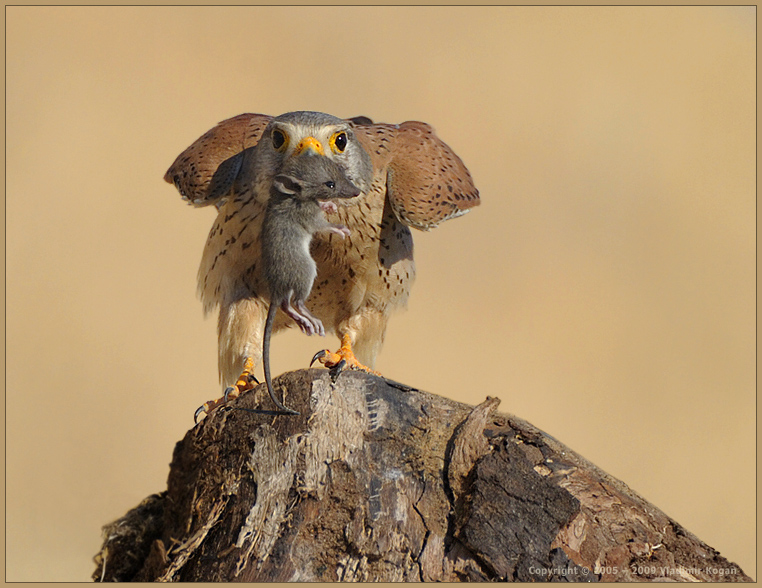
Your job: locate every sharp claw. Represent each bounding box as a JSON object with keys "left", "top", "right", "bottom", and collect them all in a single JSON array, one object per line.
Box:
[
  {"left": 329, "top": 358, "right": 347, "bottom": 383},
  {"left": 194, "top": 358, "right": 262, "bottom": 422},
  {"left": 310, "top": 349, "right": 327, "bottom": 367}
]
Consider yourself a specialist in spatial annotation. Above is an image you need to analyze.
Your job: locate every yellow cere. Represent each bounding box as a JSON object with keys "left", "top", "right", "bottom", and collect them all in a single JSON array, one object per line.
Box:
[{"left": 294, "top": 136, "right": 325, "bottom": 156}]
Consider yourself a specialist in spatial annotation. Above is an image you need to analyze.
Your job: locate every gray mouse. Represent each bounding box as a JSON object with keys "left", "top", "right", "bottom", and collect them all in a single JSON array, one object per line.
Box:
[{"left": 261, "top": 155, "right": 360, "bottom": 414}]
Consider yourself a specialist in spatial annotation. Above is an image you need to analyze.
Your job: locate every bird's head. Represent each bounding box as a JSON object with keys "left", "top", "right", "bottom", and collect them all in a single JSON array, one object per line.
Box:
[{"left": 254, "top": 111, "right": 373, "bottom": 197}]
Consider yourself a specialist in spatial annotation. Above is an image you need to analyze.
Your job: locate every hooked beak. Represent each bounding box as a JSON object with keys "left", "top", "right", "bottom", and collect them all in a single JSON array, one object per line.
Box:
[{"left": 293, "top": 136, "right": 325, "bottom": 156}]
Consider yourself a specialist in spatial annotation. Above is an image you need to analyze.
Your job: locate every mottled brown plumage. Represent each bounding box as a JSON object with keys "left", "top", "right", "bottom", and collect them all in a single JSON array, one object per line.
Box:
[{"left": 164, "top": 111, "right": 479, "bottom": 394}]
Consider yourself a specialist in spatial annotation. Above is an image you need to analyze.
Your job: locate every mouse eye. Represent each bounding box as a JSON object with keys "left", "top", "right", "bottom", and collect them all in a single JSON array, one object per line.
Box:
[
  {"left": 330, "top": 131, "right": 348, "bottom": 153},
  {"left": 271, "top": 129, "right": 287, "bottom": 151},
  {"left": 325, "top": 181, "right": 336, "bottom": 189}
]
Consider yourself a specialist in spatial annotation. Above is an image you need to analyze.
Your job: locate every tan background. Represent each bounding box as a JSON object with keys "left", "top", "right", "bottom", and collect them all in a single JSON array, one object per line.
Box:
[{"left": 5, "top": 6, "right": 755, "bottom": 581}]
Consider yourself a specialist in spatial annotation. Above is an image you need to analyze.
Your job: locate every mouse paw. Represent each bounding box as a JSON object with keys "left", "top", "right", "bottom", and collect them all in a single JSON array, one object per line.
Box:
[{"left": 319, "top": 200, "right": 338, "bottom": 214}]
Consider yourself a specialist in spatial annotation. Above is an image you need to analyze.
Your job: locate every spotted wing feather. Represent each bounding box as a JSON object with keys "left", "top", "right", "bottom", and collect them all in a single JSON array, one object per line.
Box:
[
  {"left": 354, "top": 120, "right": 479, "bottom": 231},
  {"left": 163, "top": 113, "right": 272, "bottom": 207}
]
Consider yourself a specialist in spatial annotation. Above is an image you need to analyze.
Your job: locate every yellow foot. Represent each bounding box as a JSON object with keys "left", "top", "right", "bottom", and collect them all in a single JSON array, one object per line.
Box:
[
  {"left": 310, "top": 334, "right": 382, "bottom": 377},
  {"left": 193, "top": 357, "right": 259, "bottom": 422}
]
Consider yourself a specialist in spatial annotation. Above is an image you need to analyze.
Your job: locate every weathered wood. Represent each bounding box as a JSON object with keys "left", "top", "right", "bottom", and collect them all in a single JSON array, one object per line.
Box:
[{"left": 93, "top": 369, "right": 752, "bottom": 582}]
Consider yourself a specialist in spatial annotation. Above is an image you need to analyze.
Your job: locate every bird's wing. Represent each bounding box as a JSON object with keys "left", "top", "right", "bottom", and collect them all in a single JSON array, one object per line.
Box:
[
  {"left": 353, "top": 120, "right": 480, "bottom": 231},
  {"left": 163, "top": 113, "right": 272, "bottom": 207}
]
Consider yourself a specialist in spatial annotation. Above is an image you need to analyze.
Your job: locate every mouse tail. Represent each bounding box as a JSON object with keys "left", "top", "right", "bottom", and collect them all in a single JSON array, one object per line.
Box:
[{"left": 263, "top": 301, "right": 300, "bottom": 415}]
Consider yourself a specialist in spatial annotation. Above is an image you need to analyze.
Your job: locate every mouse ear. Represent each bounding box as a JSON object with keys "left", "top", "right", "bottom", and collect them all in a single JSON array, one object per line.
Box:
[{"left": 273, "top": 174, "right": 303, "bottom": 196}]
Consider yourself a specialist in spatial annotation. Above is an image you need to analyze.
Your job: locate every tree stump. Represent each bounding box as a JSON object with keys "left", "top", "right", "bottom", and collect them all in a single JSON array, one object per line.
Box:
[{"left": 93, "top": 369, "right": 751, "bottom": 582}]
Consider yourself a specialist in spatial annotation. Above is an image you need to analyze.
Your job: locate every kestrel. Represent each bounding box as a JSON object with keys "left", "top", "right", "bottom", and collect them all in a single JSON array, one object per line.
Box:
[{"left": 164, "top": 111, "right": 479, "bottom": 412}]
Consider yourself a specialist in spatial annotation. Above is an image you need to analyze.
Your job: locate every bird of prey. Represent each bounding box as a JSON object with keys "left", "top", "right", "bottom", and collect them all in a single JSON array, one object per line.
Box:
[{"left": 164, "top": 111, "right": 479, "bottom": 413}]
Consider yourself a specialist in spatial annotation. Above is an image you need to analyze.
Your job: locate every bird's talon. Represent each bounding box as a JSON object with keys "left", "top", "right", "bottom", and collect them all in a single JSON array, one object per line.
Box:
[
  {"left": 310, "top": 334, "right": 382, "bottom": 376},
  {"left": 310, "top": 349, "right": 328, "bottom": 367},
  {"left": 329, "top": 359, "right": 347, "bottom": 382},
  {"left": 193, "top": 358, "right": 260, "bottom": 421}
]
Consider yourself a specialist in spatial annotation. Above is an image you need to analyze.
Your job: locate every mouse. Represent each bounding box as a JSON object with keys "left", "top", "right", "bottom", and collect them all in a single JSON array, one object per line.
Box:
[{"left": 261, "top": 155, "right": 360, "bottom": 414}]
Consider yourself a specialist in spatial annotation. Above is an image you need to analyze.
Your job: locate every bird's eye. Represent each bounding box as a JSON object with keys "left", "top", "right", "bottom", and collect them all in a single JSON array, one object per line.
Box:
[
  {"left": 272, "top": 129, "right": 287, "bottom": 151},
  {"left": 325, "top": 181, "right": 336, "bottom": 189},
  {"left": 330, "top": 132, "right": 348, "bottom": 153}
]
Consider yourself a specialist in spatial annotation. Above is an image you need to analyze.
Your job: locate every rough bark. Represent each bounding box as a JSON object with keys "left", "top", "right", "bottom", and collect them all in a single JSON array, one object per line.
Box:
[{"left": 93, "top": 369, "right": 752, "bottom": 582}]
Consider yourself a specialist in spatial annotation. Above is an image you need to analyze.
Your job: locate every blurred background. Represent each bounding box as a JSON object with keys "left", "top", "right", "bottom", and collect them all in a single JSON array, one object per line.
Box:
[{"left": 5, "top": 6, "right": 755, "bottom": 581}]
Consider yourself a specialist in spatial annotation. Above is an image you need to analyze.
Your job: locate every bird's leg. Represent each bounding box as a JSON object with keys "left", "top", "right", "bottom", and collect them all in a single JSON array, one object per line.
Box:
[
  {"left": 310, "top": 333, "right": 382, "bottom": 376},
  {"left": 192, "top": 298, "right": 269, "bottom": 421},
  {"left": 194, "top": 356, "right": 259, "bottom": 422}
]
